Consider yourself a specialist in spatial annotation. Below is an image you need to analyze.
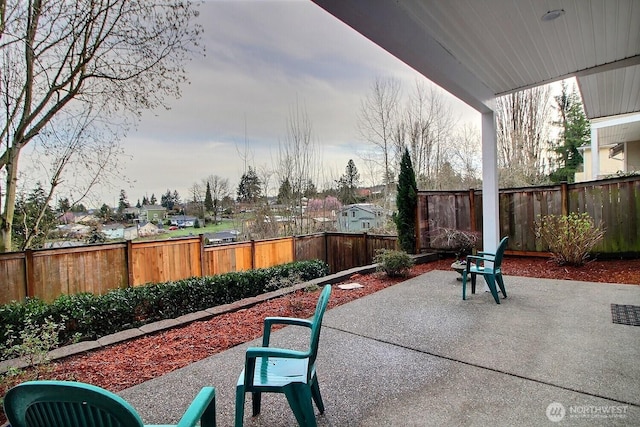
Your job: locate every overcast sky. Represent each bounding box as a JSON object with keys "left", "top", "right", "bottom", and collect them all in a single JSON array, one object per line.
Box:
[{"left": 71, "top": 0, "right": 480, "bottom": 207}]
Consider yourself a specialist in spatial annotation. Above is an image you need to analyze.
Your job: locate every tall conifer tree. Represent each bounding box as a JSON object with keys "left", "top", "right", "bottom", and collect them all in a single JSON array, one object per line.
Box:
[{"left": 395, "top": 148, "right": 418, "bottom": 253}]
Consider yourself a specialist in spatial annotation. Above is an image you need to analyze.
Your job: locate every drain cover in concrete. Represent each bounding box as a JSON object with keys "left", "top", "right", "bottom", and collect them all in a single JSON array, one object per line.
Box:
[{"left": 611, "top": 304, "right": 640, "bottom": 326}]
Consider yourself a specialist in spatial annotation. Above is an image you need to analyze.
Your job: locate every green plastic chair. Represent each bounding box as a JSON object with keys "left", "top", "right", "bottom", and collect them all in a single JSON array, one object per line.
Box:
[
  {"left": 3, "top": 380, "right": 216, "bottom": 427},
  {"left": 235, "top": 284, "right": 332, "bottom": 427},
  {"left": 462, "top": 236, "right": 509, "bottom": 304}
]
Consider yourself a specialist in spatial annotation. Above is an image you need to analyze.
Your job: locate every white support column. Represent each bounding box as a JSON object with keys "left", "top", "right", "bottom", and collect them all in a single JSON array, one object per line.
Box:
[
  {"left": 590, "top": 124, "right": 599, "bottom": 180},
  {"left": 481, "top": 110, "right": 499, "bottom": 252}
]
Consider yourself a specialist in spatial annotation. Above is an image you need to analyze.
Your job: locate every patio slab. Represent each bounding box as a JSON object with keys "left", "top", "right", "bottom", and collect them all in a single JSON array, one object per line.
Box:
[{"left": 120, "top": 270, "right": 640, "bottom": 426}]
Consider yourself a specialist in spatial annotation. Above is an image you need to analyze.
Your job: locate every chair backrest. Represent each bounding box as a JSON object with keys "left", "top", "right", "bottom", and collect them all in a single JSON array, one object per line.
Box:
[
  {"left": 4, "top": 380, "right": 144, "bottom": 427},
  {"left": 308, "top": 285, "right": 332, "bottom": 368},
  {"left": 494, "top": 237, "right": 509, "bottom": 267}
]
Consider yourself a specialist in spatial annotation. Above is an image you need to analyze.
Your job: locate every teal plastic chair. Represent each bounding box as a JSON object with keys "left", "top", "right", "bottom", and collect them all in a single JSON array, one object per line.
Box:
[
  {"left": 3, "top": 380, "right": 216, "bottom": 427},
  {"left": 462, "top": 237, "right": 508, "bottom": 304},
  {"left": 235, "top": 284, "right": 332, "bottom": 427}
]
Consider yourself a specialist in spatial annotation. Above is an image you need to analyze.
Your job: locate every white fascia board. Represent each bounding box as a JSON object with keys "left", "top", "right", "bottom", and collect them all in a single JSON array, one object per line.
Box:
[{"left": 591, "top": 113, "right": 640, "bottom": 129}]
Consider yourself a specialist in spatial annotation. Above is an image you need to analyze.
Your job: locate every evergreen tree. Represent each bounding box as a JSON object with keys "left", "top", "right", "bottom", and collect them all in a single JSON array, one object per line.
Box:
[
  {"left": 277, "top": 178, "right": 293, "bottom": 205},
  {"left": 57, "top": 197, "right": 71, "bottom": 213},
  {"left": 117, "top": 189, "right": 129, "bottom": 214},
  {"left": 550, "top": 82, "right": 590, "bottom": 183},
  {"left": 336, "top": 159, "right": 360, "bottom": 204},
  {"left": 237, "top": 167, "right": 262, "bottom": 203},
  {"left": 204, "top": 182, "right": 214, "bottom": 212},
  {"left": 161, "top": 189, "right": 175, "bottom": 210},
  {"left": 142, "top": 195, "right": 150, "bottom": 205},
  {"left": 71, "top": 204, "right": 87, "bottom": 213},
  {"left": 304, "top": 179, "right": 317, "bottom": 198},
  {"left": 12, "top": 183, "right": 56, "bottom": 250},
  {"left": 394, "top": 148, "right": 418, "bottom": 253},
  {"left": 150, "top": 193, "right": 157, "bottom": 205},
  {"left": 136, "top": 199, "right": 142, "bottom": 208},
  {"left": 99, "top": 203, "right": 113, "bottom": 222}
]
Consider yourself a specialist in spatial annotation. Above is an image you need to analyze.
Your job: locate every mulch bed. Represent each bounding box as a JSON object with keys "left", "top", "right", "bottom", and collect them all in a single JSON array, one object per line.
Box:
[{"left": 1, "top": 256, "right": 638, "bottom": 424}]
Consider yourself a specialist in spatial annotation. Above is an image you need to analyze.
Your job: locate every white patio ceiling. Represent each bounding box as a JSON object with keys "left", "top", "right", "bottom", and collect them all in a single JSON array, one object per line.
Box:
[{"left": 311, "top": 0, "right": 640, "bottom": 121}]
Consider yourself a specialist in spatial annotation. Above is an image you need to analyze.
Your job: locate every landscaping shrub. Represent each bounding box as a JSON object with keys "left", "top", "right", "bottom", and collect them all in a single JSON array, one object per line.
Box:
[
  {"left": 373, "top": 249, "right": 414, "bottom": 277},
  {"left": 535, "top": 212, "right": 605, "bottom": 266},
  {"left": 0, "top": 259, "right": 329, "bottom": 360}
]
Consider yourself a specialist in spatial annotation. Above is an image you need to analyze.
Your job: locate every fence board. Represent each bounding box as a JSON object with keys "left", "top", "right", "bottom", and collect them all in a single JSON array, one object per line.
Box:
[
  {"left": 204, "top": 242, "right": 253, "bottom": 276},
  {"left": 253, "top": 238, "right": 294, "bottom": 269},
  {"left": 26, "top": 244, "right": 127, "bottom": 302},
  {"left": 294, "top": 234, "right": 326, "bottom": 262},
  {"left": 418, "top": 176, "right": 640, "bottom": 255},
  {"left": 131, "top": 238, "right": 201, "bottom": 285},
  {"left": 326, "top": 233, "right": 367, "bottom": 273},
  {"left": 0, "top": 252, "right": 27, "bottom": 302}
]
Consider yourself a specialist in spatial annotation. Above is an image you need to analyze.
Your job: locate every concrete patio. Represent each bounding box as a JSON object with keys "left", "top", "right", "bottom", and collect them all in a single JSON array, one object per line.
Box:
[{"left": 120, "top": 270, "right": 640, "bottom": 426}]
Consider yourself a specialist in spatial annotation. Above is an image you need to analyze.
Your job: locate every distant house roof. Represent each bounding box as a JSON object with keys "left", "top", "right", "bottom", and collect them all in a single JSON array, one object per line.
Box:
[
  {"left": 339, "top": 203, "right": 384, "bottom": 215},
  {"left": 141, "top": 204, "right": 165, "bottom": 210},
  {"left": 170, "top": 215, "right": 197, "bottom": 221},
  {"left": 101, "top": 223, "right": 125, "bottom": 231}
]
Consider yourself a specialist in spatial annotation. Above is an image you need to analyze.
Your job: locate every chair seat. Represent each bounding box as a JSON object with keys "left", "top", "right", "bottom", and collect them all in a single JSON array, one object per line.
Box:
[{"left": 238, "top": 357, "right": 309, "bottom": 389}]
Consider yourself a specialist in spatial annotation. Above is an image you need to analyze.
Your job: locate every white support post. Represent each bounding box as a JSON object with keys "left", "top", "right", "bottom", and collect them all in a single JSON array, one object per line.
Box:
[
  {"left": 590, "top": 124, "right": 599, "bottom": 180},
  {"left": 481, "top": 110, "right": 499, "bottom": 253}
]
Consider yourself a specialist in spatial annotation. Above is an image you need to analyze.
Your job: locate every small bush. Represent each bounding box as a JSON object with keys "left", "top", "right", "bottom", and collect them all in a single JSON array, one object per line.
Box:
[
  {"left": 373, "top": 249, "right": 414, "bottom": 277},
  {"left": 535, "top": 212, "right": 605, "bottom": 266},
  {"left": 2, "top": 315, "right": 65, "bottom": 375}
]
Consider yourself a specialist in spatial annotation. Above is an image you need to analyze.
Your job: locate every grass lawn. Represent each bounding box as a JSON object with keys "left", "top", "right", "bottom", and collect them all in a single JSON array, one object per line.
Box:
[{"left": 138, "top": 219, "right": 240, "bottom": 240}]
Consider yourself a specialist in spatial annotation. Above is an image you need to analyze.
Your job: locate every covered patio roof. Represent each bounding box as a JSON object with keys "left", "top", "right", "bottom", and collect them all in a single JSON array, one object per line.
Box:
[{"left": 311, "top": 0, "right": 640, "bottom": 250}]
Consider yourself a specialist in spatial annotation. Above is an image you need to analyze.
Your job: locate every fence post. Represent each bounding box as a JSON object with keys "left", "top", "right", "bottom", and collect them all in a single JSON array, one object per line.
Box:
[
  {"left": 199, "top": 234, "right": 206, "bottom": 277},
  {"left": 364, "top": 232, "right": 369, "bottom": 264},
  {"left": 126, "top": 240, "right": 134, "bottom": 287},
  {"left": 561, "top": 182, "right": 569, "bottom": 216},
  {"left": 469, "top": 189, "right": 476, "bottom": 232},
  {"left": 292, "top": 235, "right": 296, "bottom": 262},
  {"left": 251, "top": 239, "right": 255, "bottom": 270},
  {"left": 24, "top": 249, "right": 35, "bottom": 298}
]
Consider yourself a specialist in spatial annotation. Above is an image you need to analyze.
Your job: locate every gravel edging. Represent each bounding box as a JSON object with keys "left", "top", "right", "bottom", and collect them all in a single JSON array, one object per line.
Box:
[{"left": 1, "top": 256, "right": 438, "bottom": 373}]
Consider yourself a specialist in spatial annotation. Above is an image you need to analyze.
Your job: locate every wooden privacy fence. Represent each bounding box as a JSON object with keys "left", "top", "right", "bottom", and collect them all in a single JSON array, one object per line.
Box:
[
  {"left": 0, "top": 232, "right": 398, "bottom": 304},
  {"left": 418, "top": 175, "right": 640, "bottom": 255}
]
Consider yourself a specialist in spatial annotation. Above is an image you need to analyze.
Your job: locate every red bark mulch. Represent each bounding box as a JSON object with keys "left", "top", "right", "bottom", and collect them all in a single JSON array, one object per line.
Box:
[{"left": 0, "top": 256, "right": 638, "bottom": 424}]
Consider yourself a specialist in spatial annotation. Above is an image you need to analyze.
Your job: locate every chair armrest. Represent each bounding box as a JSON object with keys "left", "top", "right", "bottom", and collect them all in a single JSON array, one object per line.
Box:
[
  {"left": 176, "top": 387, "right": 216, "bottom": 427},
  {"left": 243, "top": 347, "right": 309, "bottom": 387},
  {"left": 465, "top": 254, "right": 495, "bottom": 270},
  {"left": 264, "top": 317, "right": 313, "bottom": 330},
  {"left": 246, "top": 346, "right": 307, "bottom": 360},
  {"left": 262, "top": 317, "right": 313, "bottom": 346}
]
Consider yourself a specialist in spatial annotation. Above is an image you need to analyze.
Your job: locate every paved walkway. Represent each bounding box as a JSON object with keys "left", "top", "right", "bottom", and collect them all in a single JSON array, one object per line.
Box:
[{"left": 120, "top": 270, "right": 640, "bottom": 426}]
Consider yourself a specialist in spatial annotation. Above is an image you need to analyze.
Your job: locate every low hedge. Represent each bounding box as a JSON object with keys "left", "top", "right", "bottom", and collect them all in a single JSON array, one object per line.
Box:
[{"left": 0, "top": 259, "right": 329, "bottom": 357}]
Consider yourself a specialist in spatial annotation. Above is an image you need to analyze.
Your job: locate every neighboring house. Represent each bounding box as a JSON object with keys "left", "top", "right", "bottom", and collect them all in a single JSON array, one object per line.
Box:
[
  {"left": 56, "top": 223, "right": 92, "bottom": 238},
  {"left": 57, "top": 211, "right": 76, "bottom": 224},
  {"left": 139, "top": 205, "right": 166, "bottom": 224},
  {"left": 138, "top": 222, "right": 159, "bottom": 237},
  {"left": 336, "top": 203, "right": 386, "bottom": 232},
  {"left": 169, "top": 215, "right": 197, "bottom": 228},
  {"left": 205, "top": 230, "right": 240, "bottom": 245},
  {"left": 122, "top": 207, "right": 140, "bottom": 220},
  {"left": 74, "top": 213, "right": 100, "bottom": 224},
  {"left": 44, "top": 241, "right": 85, "bottom": 249},
  {"left": 575, "top": 140, "right": 640, "bottom": 182},
  {"left": 102, "top": 223, "right": 125, "bottom": 240},
  {"left": 123, "top": 226, "right": 138, "bottom": 241},
  {"left": 576, "top": 114, "right": 640, "bottom": 182}
]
